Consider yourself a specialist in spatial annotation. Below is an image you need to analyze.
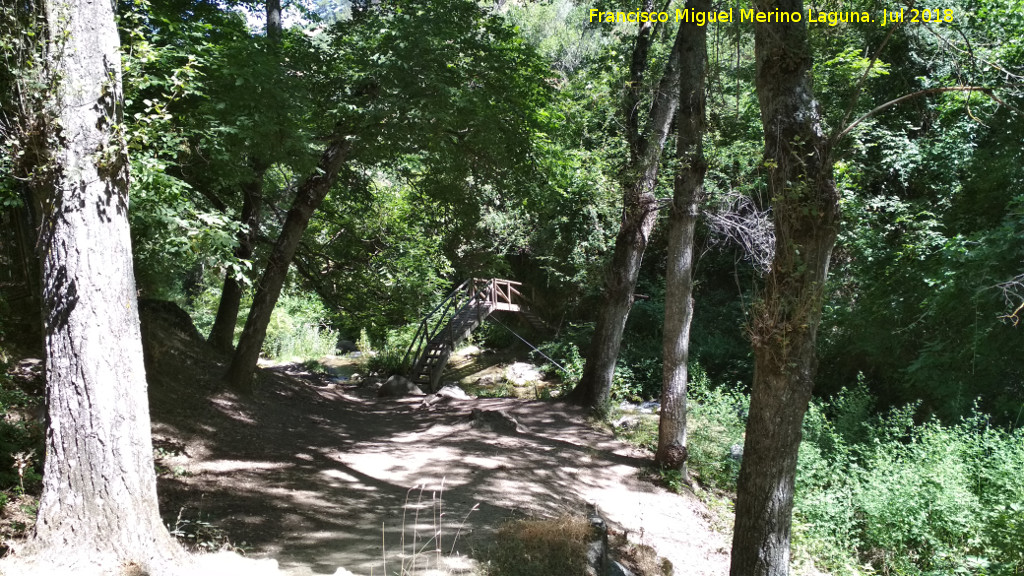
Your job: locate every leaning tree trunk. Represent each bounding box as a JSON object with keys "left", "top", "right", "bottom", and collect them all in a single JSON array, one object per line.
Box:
[
  {"left": 208, "top": 175, "right": 264, "bottom": 352},
  {"left": 22, "top": 0, "right": 184, "bottom": 569},
  {"left": 568, "top": 16, "right": 685, "bottom": 413},
  {"left": 655, "top": 0, "right": 709, "bottom": 474},
  {"left": 224, "top": 134, "right": 351, "bottom": 392},
  {"left": 571, "top": 177, "right": 661, "bottom": 411},
  {"left": 729, "top": 0, "right": 841, "bottom": 573}
]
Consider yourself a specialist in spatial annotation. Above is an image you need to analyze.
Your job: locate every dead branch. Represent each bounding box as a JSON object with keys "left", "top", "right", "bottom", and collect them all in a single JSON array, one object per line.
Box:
[
  {"left": 998, "top": 273, "right": 1024, "bottom": 326},
  {"left": 703, "top": 192, "right": 775, "bottom": 273}
]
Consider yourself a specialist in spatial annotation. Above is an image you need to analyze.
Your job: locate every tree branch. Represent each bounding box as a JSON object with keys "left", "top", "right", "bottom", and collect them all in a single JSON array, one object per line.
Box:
[
  {"left": 623, "top": 0, "right": 658, "bottom": 161},
  {"left": 833, "top": 8, "right": 905, "bottom": 141},
  {"left": 835, "top": 86, "right": 998, "bottom": 142}
]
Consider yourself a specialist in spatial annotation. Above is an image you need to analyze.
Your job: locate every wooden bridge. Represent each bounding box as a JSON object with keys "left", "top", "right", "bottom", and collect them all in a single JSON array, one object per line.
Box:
[{"left": 402, "top": 278, "right": 541, "bottom": 391}]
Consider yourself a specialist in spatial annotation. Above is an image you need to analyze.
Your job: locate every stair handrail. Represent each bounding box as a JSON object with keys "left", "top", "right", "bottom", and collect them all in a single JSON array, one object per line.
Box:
[
  {"left": 401, "top": 278, "right": 493, "bottom": 375},
  {"left": 402, "top": 277, "right": 540, "bottom": 382}
]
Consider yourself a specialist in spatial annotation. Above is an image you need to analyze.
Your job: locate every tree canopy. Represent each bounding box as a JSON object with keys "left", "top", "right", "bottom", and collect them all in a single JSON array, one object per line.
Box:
[{"left": 2, "top": 0, "right": 1022, "bottom": 573}]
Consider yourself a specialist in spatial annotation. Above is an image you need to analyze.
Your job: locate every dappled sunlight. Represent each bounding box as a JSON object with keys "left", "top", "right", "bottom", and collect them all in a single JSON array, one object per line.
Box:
[{"left": 147, "top": 350, "right": 729, "bottom": 575}]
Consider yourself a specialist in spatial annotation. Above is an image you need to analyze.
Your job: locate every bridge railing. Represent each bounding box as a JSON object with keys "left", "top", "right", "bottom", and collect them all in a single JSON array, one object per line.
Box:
[{"left": 400, "top": 278, "right": 527, "bottom": 377}]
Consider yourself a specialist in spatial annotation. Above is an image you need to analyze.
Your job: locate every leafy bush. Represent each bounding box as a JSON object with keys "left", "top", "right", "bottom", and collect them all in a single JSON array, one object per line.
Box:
[
  {"left": 0, "top": 363, "right": 44, "bottom": 496},
  {"left": 359, "top": 324, "right": 420, "bottom": 376},
  {"left": 794, "top": 392, "right": 1024, "bottom": 576},
  {"left": 534, "top": 323, "right": 590, "bottom": 386},
  {"left": 686, "top": 376, "right": 748, "bottom": 491},
  {"left": 616, "top": 374, "right": 1024, "bottom": 576},
  {"left": 364, "top": 346, "right": 411, "bottom": 376},
  {"left": 260, "top": 291, "right": 338, "bottom": 362}
]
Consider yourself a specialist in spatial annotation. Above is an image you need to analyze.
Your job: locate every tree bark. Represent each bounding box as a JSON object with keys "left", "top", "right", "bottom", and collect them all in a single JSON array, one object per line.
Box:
[
  {"left": 568, "top": 16, "right": 686, "bottom": 413},
  {"left": 207, "top": 0, "right": 279, "bottom": 353},
  {"left": 208, "top": 175, "right": 264, "bottom": 352},
  {"left": 656, "top": 0, "right": 709, "bottom": 474},
  {"left": 224, "top": 133, "right": 351, "bottom": 392},
  {"left": 21, "top": 0, "right": 183, "bottom": 569},
  {"left": 729, "top": 0, "right": 841, "bottom": 573},
  {"left": 267, "top": 0, "right": 282, "bottom": 41}
]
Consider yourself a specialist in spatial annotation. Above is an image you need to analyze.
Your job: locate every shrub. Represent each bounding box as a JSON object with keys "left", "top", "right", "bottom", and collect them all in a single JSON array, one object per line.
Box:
[
  {"left": 613, "top": 374, "right": 1024, "bottom": 576},
  {"left": 359, "top": 324, "right": 420, "bottom": 376},
  {"left": 686, "top": 378, "right": 748, "bottom": 491},
  {"left": 794, "top": 395, "right": 1024, "bottom": 576},
  {"left": 261, "top": 291, "right": 338, "bottom": 361},
  {"left": 0, "top": 362, "right": 44, "bottom": 496}
]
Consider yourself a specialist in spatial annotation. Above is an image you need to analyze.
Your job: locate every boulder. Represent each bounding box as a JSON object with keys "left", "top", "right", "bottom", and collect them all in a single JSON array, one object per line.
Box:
[
  {"left": 585, "top": 507, "right": 608, "bottom": 576},
  {"left": 638, "top": 401, "right": 660, "bottom": 414},
  {"left": 612, "top": 416, "right": 641, "bottom": 431},
  {"left": 729, "top": 443, "right": 744, "bottom": 462},
  {"left": 474, "top": 374, "right": 500, "bottom": 387},
  {"left": 336, "top": 339, "right": 359, "bottom": 353},
  {"left": 436, "top": 384, "right": 473, "bottom": 400},
  {"left": 610, "top": 560, "right": 636, "bottom": 576},
  {"left": 469, "top": 409, "right": 526, "bottom": 434},
  {"left": 377, "top": 375, "right": 425, "bottom": 398},
  {"left": 504, "top": 362, "right": 543, "bottom": 385}
]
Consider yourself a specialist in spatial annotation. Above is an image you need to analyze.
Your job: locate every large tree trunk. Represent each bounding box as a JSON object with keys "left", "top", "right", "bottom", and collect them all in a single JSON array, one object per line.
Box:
[
  {"left": 729, "top": 0, "right": 841, "bottom": 572},
  {"left": 208, "top": 175, "right": 264, "bottom": 352},
  {"left": 568, "top": 15, "right": 685, "bottom": 413},
  {"left": 223, "top": 134, "right": 351, "bottom": 392},
  {"left": 20, "top": 0, "right": 183, "bottom": 569},
  {"left": 656, "top": 0, "right": 709, "bottom": 474}
]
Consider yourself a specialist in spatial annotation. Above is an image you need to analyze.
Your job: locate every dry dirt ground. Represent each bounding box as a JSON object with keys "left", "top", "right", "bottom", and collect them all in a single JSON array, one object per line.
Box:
[{"left": 143, "top": 304, "right": 732, "bottom": 575}]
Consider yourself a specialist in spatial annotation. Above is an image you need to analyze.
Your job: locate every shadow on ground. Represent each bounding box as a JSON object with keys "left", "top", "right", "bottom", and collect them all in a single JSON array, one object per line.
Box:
[{"left": 142, "top": 301, "right": 729, "bottom": 576}]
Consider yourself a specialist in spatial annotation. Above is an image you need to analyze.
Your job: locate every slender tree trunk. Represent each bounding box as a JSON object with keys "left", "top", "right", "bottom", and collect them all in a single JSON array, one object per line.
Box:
[
  {"left": 656, "top": 0, "right": 709, "bottom": 474},
  {"left": 207, "top": 0, "right": 280, "bottom": 353},
  {"left": 729, "top": 0, "right": 840, "bottom": 572},
  {"left": 568, "top": 18, "right": 686, "bottom": 413},
  {"left": 224, "top": 134, "right": 351, "bottom": 392},
  {"left": 267, "top": 0, "right": 282, "bottom": 42},
  {"left": 208, "top": 175, "right": 264, "bottom": 352},
  {"left": 19, "top": 0, "right": 183, "bottom": 569}
]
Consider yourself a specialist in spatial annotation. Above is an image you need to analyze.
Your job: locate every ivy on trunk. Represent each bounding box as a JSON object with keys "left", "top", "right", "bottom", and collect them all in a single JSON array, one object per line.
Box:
[{"left": 729, "top": 0, "right": 841, "bottom": 572}]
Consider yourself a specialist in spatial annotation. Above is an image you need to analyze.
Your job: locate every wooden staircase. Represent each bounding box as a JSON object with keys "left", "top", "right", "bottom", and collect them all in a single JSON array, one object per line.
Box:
[{"left": 402, "top": 278, "right": 537, "bottom": 391}]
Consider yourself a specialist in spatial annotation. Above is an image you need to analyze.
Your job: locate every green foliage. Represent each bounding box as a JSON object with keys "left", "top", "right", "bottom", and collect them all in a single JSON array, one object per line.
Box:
[
  {"left": 794, "top": 393, "right": 1024, "bottom": 576},
  {"left": 300, "top": 179, "right": 454, "bottom": 342},
  {"left": 118, "top": 0, "right": 284, "bottom": 299},
  {"left": 536, "top": 339, "right": 585, "bottom": 389},
  {"left": 0, "top": 365, "right": 44, "bottom": 496},
  {"left": 168, "top": 508, "right": 247, "bottom": 553},
  {"left": 363, "top": 346, "right": 410, "bottom": 377},
  {"left": 686, "top": 375, "right": 748, "bottom": 491},
  {"left": 357, "top": 324, "right": 419, "bottom": 376},
  {"left": 615, "top": 376, "right": 1024, "bottom": 576},
  {"left": 0, "top": 0, "right": 59, "bottom": 194},
  {"left": 261, "top": 291, "right": 338, "bottom": 362},
  {"left": 473, "top": 381, "right": 516, "bottom": 399},
  {"left": 609, "top": 365, "right": 747, "bottom": 491}
]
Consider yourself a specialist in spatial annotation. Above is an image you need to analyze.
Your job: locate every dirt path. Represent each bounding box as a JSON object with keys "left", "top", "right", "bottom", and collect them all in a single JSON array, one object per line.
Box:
[{"left": 150, "top": 359, "right": 730, "bottom": 576}]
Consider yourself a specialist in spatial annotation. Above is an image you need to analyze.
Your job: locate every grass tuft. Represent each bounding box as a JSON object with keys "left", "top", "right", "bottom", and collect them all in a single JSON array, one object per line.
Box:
[{"left": 478, "top": 516, "right": 592, "bottom": 576}]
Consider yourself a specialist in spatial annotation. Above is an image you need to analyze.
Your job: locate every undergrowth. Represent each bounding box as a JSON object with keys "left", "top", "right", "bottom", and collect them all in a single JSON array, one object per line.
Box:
[
  {"left": 0, "top": 346, "right": 45, "bottom": 544},
  {"left": 168, "top": 506, "right": 248, "bottom": 554},
  {"left": 613, "top": 369, "right": 1024, "bottom": 576},
  {"left": 478, "top": 516, "right": 591, "bottom": 576}
]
